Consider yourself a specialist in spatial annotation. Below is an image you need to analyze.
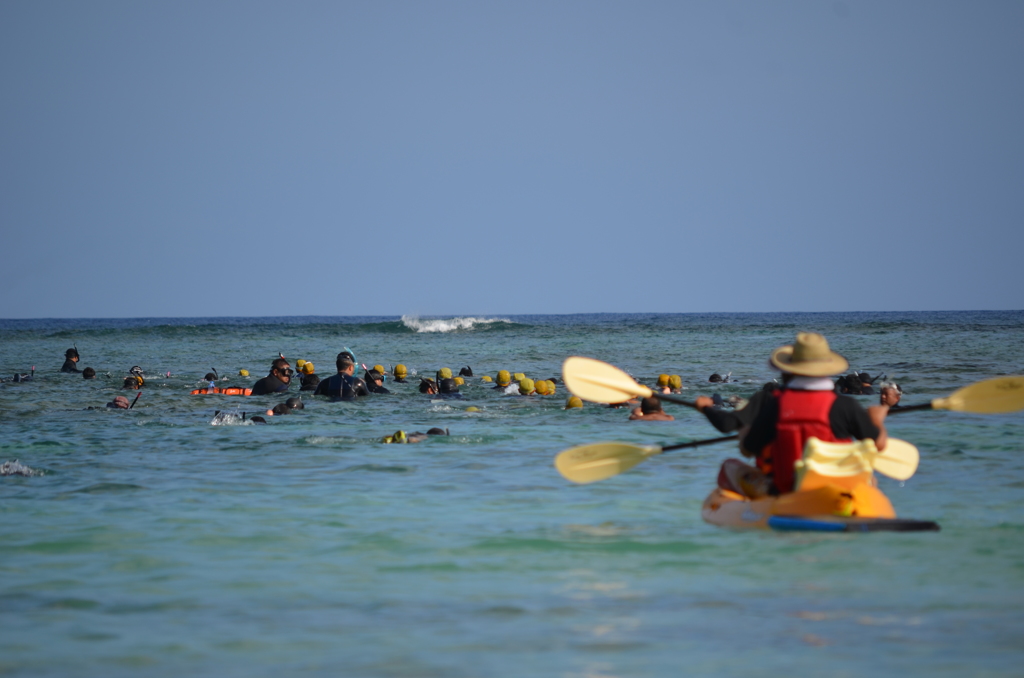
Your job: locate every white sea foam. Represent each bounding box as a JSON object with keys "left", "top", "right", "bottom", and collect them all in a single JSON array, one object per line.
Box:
[
  {"left": 1, "top": 460, "right": 42, "bottom": 476},
  {"left": 400, "top": 315, "right": 514, "bottom": 333}
]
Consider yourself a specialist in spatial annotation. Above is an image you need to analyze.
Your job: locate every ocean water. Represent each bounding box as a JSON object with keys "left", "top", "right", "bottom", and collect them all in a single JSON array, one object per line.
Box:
[{"left": 1, "top": 312, "right": 1023, "bottom": 677}]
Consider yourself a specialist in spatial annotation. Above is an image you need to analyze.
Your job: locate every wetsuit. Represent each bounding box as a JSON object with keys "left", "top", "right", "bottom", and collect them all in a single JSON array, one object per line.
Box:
[
  {"left": 367, "top": 383, "right": 390, "bottom": 394},
  {"left": 61, "top": 359, "right": 80, "bottom": 373},
  {"left": 251, "top": 374, "right": 290, "bottom": 396},
  {"left": 299, "top": 374, "right": 321, "bottom": 391},
  {"left": 314, "top": 373, "right": 370, "bottom": 400}
]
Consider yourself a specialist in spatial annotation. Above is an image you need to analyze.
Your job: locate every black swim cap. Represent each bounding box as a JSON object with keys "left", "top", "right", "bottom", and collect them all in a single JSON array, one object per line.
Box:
[
  {"left": 285, "top": 397, "right": 304, "bottom": 409},
  {"left": 426, "top": 427, "right": 446, "bottom": 435},
  {"left": 459, "top": 366, "right": 473, "bottom": 377},
  {"left": 366, "top": 369, "right": 383, "bottom": 382},
  {"left": 66, "top": 348, "right": 79, "bottom": 358},
  {"left": 204, "top": 372, "right": 217, "bottom": 381},
  {"left": 439, "top": 378, "right": 459, "bottom": 394},
  {"left": 709, "top": 373, "right": 722, "bottom": 383},
  {"left": 419, "top": 378, "right": 436, "bottom": 394}
]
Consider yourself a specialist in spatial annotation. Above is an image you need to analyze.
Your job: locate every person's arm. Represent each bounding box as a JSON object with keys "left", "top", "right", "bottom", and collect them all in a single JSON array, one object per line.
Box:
[
  {"left": 866, "top": 405, "right": 888, "bottom": 451},
  {"left": 740, "top": 396, "right": 779, "bottom": 458},
  {"left": 832, "top": 397, "right": 887, "bottom": 451}
]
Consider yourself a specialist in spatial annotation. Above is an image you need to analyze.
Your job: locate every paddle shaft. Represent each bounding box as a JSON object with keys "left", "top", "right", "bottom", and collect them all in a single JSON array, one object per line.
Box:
[
  {"left": 654, "top": 392, "right": 698, "bottom": 409},
  {"left": 661, "top": 434, "right": 738, "bottom": 452},
  {"left": 129, "top": 392, "right": 142, "bottom": 409}
]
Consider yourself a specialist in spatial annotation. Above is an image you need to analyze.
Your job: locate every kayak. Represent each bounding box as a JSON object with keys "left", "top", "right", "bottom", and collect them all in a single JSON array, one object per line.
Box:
[
  {"left": 701, "top": 437, "right": 940, "bottom": 533},
  {"left": 701, "top": 487, "right": 939, "bottom": 532}
]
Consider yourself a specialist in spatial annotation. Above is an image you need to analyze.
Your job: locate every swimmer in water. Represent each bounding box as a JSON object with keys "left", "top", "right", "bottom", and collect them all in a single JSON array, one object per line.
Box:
[
  {"left": 299, "top": 362, "right": 320, "bottom": 391},
  {"left": 879, "top": 382, "right": 903, "bottom": 408},
  {"left": 106, "top": 395, "right": 131, "bottom": 409},
  {"left": 629, "top": 396, "right": 675, "bottom": 421},
  {"left": 419, "top": 378, "right": 438, "bottom": 395},
  {"left": 459, "top": 366, "right": 473, "bottom": 377},
  {"left": 82, "top": 367, "right": 96, "bottom": 379},
  {"left": 392, "top": 364, "right": 409, "bottom": 383},
  {"left": 314, "top": 352, "right": 370, "bottom": 400},
  {"left": 251, "top": 358, "right": 292, "bottom": 396},
  {"left": 266, "top": 397, "right": 305, "bottom": 416},
  {"left": 61, "top": 348, "right": 81, "bottom": 373},
  {"left": 364, "top": 369, "right": 391, "bottom": 394}
]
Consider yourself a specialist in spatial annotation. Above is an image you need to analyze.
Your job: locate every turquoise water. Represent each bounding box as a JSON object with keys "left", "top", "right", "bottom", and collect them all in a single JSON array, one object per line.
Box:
[{"left": 2, "top": 312, "right": 1023, "bottom": 677}]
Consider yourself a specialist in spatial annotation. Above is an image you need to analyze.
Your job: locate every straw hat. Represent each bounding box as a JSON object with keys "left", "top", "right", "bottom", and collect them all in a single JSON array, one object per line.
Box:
[{"left": 769, "top": 332, "right": 849, "bottom": 377}]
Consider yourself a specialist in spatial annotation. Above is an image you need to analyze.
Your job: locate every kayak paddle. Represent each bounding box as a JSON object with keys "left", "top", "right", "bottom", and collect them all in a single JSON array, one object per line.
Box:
[
  {"left": 564, "top": 356, "right": 1024, "bottom": 415},
  {"left": 892, "top": 376, "right": 1024, "bottom": 415},
  {"left": 555, "top": 436, "right": 919, "bottom": 485},
  {"left": 555, "top": 435, "right": 737, "bottom": 484},
  {"left": 562, "top": 356, "right": 698, "bottom": 408}
]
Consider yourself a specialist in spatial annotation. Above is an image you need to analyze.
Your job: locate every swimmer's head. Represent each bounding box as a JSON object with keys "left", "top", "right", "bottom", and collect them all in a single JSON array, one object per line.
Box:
[
  {"left": 480, "top": 375, "right": 493, "bottom": 383},
  {"left": 669, "top": 375, "right": 682, "bottom": 390},
  {"left": 439, "top": 378, "right": 459, "bottom": 394},
  {"left": 82, "top": 367, "right": 96, "bottom": 379},
  {"left": 301, "top": 362, "right": 315, "bottom": 374},
  {"left": 453, "top": 376, "right": 465, "bottom": 386},
  {"left": 518, "top": 378, "right": 535, "bottom": 395},
  {"left": 565, "top": 396, "right": 583, "bottom": 409},
  {"left": 394, "top": 364, "right": 408, "bottom": 378},
  {"left": 373, "top": 364, "right": 385, "bottom": 375},
  {"left": 465, "top": 406, "right": 480, "bottom": 413},
  {"left": 366, "top": 369, "right": 384, "bottom": 385},
  {"left": 419, "top": 378, "right": 437, "bottom": 394},
  {"left": 204, "top": 372, "right": 217, "bottom": 382},
  {"left": 640, "top": 396, "right": 664, "bottom": 414},
  {"left": 496, "top": 370, "right": 511, "bottom": 387},
  {"left": 285, "top": 397, "right": 304, "bottom": 410},
  {"left": 513, "top": 373, "right": 525, "bottom": 382},
  {"left": 239, "top": 369, "right": 250, "bottom": 377},
  {"left": 657, "top": 374, "right": 670, "bottom": 387},
  {"left": 546, "top": 380, "right": 557, "bottom": 394},
  {"left": 534, "top": 380, "right": 548, "bottom": 395},
  {"left": 459, "top": 366, "right": 473, "bottom": 377},
  {"left": 709, "top": 373, "right": 722, "bottom": 383},
  {"left": 427, "top": 427, "right": 447, "bottom": 435},
  {"left": 439, "top": 367, "right": 453, "bottom": 380},
  {"left": 296, "top": 359, "right": 307, "bottom": 370},
  {"left": 336, "top": 352, "right": 355, "bottom": 372}
]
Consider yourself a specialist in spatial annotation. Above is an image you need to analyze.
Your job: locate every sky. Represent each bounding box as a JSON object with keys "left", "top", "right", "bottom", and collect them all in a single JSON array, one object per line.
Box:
[{"left": 1, "top": 1, "right": 1022, "bottom": 318}]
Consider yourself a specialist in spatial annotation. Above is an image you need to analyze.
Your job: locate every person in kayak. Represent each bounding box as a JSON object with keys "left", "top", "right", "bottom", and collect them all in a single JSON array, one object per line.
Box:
[
  {"left": 314, "top": 352, "right": 370, "bottom": 400},
  {"left": 251, "top": 358, "right": 293, "bottom": 396},
  {"left": 629, "top": 396, "right": 674, "bottom": 421},
  {"left": 740, "top": 333, "right": 889, "bottom": 495},
  {"left": 61, "top": 348, "right": 81, "bottom": 373}
]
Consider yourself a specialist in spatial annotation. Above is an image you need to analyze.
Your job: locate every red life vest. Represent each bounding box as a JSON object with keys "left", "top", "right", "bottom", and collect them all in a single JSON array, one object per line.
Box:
[{"left": 771, "top": 389, "right": 850, "bottom": 494}]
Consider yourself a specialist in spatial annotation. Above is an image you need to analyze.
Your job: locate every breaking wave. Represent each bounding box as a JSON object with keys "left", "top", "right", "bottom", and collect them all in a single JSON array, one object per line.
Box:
[{"left": 400, "top": 315, "right": 516, "bottom": 333}]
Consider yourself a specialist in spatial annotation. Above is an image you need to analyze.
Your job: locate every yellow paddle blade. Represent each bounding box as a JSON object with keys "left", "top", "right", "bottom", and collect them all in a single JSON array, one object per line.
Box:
[
  {"left": 931, "top": 376, "right": 1024, "bottom": 414},
  {"left": 802, "top": 437, "right": 919, "bottom": 481},
  {"left": 554, "top": 441, "right": 662, "bottom": 484},
  {"left": 562, "top": 356, "right": 653, "bottom": 404},
  {"left": 868, "top": 438, "right": 920, "bottom": 481}
]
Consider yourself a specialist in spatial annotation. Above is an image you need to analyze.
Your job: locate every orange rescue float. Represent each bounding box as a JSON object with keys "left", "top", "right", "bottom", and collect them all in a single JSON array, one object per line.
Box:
[{"left": 190, "top": 387, "right": 252, "bottom": 396}]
